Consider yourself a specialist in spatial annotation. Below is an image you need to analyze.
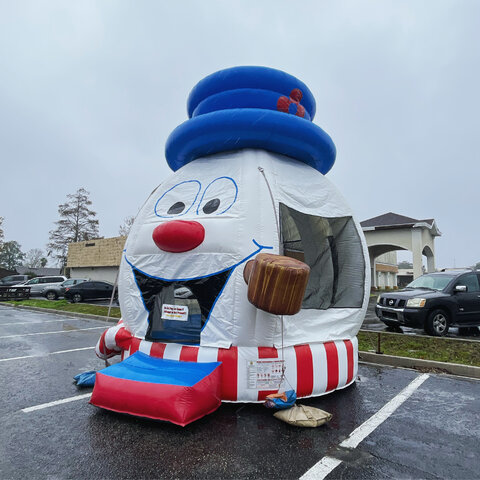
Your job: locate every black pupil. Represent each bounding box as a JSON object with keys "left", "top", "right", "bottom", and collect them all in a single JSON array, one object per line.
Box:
[
  {"left": 167, "top": 202, "right": 185, "bottom": 215},
  {"left": 203, "top": 198, "right": 220, "bottom": 214}
]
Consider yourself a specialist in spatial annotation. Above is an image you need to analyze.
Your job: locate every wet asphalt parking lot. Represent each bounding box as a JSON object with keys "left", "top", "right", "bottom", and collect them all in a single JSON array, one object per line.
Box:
[{"left": 1, "top": 304, "right": 480, "bottom": 479}]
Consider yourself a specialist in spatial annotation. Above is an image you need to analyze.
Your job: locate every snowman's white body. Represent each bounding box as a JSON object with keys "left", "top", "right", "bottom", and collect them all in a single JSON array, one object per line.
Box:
[
  {"left": 120, "top": 149, "right": 369, "bottom": 347},
  {"left": 104, "top": 149, "right": 370, "bottom": 401}
]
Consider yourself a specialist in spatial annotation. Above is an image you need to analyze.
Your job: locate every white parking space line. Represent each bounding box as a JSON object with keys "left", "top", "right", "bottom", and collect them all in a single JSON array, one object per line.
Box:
[
  {"left": 52, "top": 346, "right": 96, "bottom": 355},
  {"left": 0, "top": 318, "right": 104, "bottom": 326},
  {"left": 300, "top": 373, "right": 430, "bottom": 480},
  {"left": 22, "top": 393, "right": 92, "bottom": 413},
  {"left": 0, "top": 327, "right": 105, "bottom": 339},
  {"left": 301, "top": 457, "right": 342, "bottom": 479},
  {"left": 0, "top": 346, "right": 95, "bottom": 362}
]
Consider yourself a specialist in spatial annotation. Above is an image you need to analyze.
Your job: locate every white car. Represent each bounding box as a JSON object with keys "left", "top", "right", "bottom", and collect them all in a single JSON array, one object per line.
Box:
[{"left": 14, "top": 276, "right": 67, "bottom": 296}]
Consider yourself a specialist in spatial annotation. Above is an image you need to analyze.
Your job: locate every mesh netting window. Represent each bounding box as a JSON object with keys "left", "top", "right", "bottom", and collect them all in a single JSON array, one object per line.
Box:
[{"left": 280, "top": 203, "right": 365, "bottom": 310}]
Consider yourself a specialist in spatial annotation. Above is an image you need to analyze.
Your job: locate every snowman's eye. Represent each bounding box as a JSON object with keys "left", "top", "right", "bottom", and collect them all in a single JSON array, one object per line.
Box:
[
  {"left": 197, "top": 176, "right": 238, "bottom": 216},
  {"left": 168, "top": 202, "right": 186, "bottom": 215},
  {"left": 202, "top": 199, "right": 220, "bottom": 214},
  {"left": 154, "top": 180, "right": 201, "bottom": 218}
]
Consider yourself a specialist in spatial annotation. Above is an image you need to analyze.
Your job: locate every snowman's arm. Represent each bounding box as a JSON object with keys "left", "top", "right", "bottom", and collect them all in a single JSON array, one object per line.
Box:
[{"left": 95, "top": 320, "right": 133, "bottom": 359}]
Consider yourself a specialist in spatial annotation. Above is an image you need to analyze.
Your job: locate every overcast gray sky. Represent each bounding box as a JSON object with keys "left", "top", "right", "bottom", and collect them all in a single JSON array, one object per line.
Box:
[{"left": 1, "top": 0, "right": 479, "bottom": 269}]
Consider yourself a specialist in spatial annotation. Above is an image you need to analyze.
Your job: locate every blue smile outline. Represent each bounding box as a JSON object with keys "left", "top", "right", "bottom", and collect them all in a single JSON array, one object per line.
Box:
[{"left": 124, "top": 239, "right": 273, "bottom": 336}]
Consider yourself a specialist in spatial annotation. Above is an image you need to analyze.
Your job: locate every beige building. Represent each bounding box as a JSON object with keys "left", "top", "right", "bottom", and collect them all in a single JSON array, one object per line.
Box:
[
  {"left": 67, "top": 236, "right": 126, "bottom": 283},
  {"left": 361, "top": 212, "right": 441, "bottom": 289},
  {"left": 374, "top": 251, "right": 398, "bottom": 289},
  {"left": 397, "top": 267, "right": 415, "bottom": 288}
]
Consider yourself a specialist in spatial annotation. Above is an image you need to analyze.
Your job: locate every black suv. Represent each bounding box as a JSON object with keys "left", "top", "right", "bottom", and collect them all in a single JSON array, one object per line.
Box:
[{"left": 375, "top": 270, "right": 480, "bottom": 336}]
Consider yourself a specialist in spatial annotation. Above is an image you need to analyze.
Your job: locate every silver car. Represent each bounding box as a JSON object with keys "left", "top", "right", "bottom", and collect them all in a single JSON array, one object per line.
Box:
[
  {"left": 43, "top": 278, "right": 88, "bottom": 300},
  {"left": 15, "top": 276, "right": 67, "bottom": 297},
  {"left": 0, "top": 274, "right": 29, "bottom": 286}
]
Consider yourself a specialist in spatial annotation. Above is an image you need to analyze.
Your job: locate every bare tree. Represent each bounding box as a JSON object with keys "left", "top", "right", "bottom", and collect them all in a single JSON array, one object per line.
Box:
[
  {"left": 24, "top": 248, "right": 48, "bottom": 268},
  {"left": 48, "top": 188, "right": 99, "bottom": 266},
  {"left": 118, "top": 216, "right": 135, "bottom": 236}
]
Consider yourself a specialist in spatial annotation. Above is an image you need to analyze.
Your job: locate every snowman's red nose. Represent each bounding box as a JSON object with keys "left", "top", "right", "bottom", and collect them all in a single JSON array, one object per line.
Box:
[{"left": 152, "top": 220, "right": 205, "bottom": 253}]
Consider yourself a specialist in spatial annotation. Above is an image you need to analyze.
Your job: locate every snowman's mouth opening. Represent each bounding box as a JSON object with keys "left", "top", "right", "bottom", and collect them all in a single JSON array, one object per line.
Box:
[{"left": 132, "top": 268, "right": 232, "bottom": 344}]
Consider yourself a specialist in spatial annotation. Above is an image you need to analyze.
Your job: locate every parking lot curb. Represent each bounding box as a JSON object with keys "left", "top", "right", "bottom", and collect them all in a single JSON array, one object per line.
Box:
[
  {"left": 359, "top": 351, "right": 480, "bottom": 380},
  {"left": 0, "top": 303, "right": 119, "bottom": 324}
]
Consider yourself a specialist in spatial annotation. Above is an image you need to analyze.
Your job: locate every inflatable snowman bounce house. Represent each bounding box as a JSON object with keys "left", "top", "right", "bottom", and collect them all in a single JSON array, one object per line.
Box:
[{"left": 91, "top": 66, "right": 370, "bottom": 426}]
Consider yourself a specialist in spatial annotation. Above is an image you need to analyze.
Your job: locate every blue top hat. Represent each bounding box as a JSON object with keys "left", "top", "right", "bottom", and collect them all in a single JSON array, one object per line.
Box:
[{"left": 165, "top": 66, "right": 336, "bottom": 174}]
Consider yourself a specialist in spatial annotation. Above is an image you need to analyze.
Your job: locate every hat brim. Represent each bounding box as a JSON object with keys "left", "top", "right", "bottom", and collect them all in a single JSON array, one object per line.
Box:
[{"left": 165, "top": 109, "right": 336, "bottom": 174}]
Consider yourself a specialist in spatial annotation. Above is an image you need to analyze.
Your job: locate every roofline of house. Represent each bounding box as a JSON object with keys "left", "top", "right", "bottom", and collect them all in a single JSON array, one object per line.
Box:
[{"left": 362, "top": 221, "right": 441, "bottom": 236}]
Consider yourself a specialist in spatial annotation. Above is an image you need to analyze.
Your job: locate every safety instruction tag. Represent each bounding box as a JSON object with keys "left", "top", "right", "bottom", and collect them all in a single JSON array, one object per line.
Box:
[
  {"left": 247, "top": 359, "right": 284, "bottom": 389},
  {"left": 161, "top": 304, "right": 189, "bottom": 321}
]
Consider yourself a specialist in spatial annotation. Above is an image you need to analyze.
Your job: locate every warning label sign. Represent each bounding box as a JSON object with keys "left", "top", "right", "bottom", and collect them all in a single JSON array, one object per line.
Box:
[
  {"left": 161, "top": 304, "right": 189, "bottom": 321},
  {"left": 247, "top": 359, "right": 284, "bottom": 389}
]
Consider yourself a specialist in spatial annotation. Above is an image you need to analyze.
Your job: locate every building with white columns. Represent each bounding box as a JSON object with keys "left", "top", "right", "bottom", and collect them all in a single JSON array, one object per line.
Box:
[{"left": 361, "top": 212, "right": 441, "bottom": 288}]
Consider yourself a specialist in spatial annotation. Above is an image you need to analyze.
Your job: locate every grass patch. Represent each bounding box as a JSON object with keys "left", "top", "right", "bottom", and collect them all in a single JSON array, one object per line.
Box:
[
  {"left": 358, "top": 330, "right": 480, "bottom": 367},
  {"left": 3, "top": 299, "right": 121, "bottom": 318}
]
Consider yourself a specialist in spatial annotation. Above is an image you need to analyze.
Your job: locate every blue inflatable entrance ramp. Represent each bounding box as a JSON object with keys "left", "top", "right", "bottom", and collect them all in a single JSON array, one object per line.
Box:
[{"left": 90, "top": 352, "right": 222, "bottom": 426}]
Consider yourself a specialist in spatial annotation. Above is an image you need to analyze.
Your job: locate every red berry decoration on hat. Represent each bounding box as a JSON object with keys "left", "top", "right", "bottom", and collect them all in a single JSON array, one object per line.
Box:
[{"left": 277, "top": 89, "right": 306, "bottom": 118}]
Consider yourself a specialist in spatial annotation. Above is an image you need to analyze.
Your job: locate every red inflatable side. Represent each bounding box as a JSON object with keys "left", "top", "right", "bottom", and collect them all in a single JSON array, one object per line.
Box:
[{"left": 90, "top": 357, "right": 222, "bottom": 426}]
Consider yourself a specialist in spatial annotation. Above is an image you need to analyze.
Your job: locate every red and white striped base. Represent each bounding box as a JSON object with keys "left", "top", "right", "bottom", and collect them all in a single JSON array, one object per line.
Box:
[{"left": 96, "top": 325, "right": 358, "bottom": 402}]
